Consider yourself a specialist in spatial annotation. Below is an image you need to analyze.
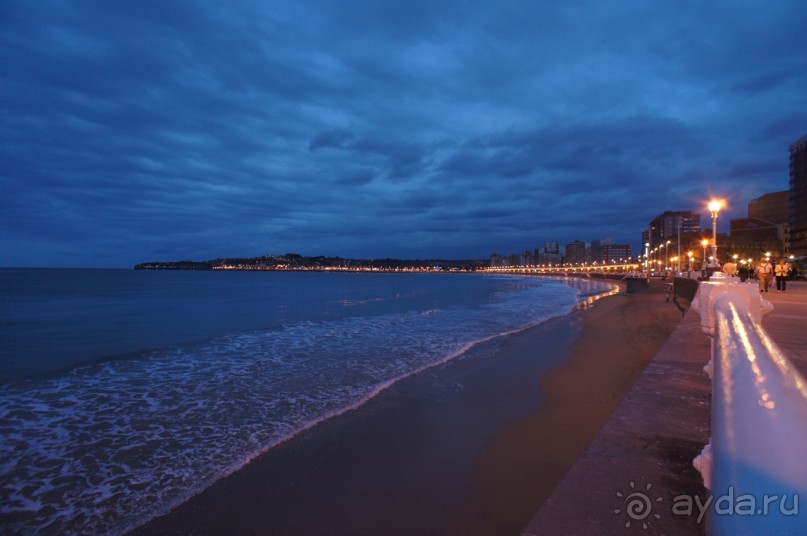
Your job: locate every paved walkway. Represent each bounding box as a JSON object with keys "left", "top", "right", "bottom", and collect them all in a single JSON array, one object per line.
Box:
[
  {"left": 759, "top": 280, "right": 807, "bottom": 375},
  {"left": 524, "top": 280, "right": 807, "bottom": 535}
]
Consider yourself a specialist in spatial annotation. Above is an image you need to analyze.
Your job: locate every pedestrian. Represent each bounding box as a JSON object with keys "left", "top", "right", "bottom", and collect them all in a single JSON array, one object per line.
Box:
[
  {"left": 738, "top": 263, "right": 749, "bottom": 282},
  {"left": 775, "top": 259, "right": 791, "bottom": 291},
  {"left": 722, "top": 260, "right": 737, "bottom": 277},
  {"left": 755, "top": 258, "right": 774, "bottom": 292}
]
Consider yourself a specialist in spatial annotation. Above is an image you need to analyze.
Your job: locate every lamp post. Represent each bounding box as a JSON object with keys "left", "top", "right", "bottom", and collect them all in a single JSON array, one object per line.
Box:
[
  {"left": 644, "top": 242, "right": 649, "bottom": 274},
  {"left": 687, "top": 251, "right": 694, "bottom": 273},
  {"left": 701, "top": 239, "right": 709, "bottom": 270},
  {"left": 708, "top": 200, "right": 722, "bottom": 268},
  {"left": 665, "top": 240, "right": 671, "bottom": 272}
]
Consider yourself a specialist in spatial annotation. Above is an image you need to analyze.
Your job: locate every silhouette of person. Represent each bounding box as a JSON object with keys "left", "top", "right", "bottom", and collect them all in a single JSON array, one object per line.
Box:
[
  {"left": 755, "top": 258, "right": 773, "bottom": 292},
  {"left": 738, "top": 263, "right": 750, "bottom": 282},
  {"left": 775, "top": 259, "right": 791, "bottom": 291}
]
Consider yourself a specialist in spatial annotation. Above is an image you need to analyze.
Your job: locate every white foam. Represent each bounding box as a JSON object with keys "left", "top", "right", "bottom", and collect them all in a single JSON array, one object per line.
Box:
[{"left": 0, "top": 277, "right": 593, "bottom": 535}]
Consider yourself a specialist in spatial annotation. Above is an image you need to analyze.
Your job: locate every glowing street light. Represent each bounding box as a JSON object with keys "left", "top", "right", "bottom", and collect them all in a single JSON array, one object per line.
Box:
[
  {"left": 701, "top": 239, "right": 709, "bottom": 270},
  {"left": 708, "top": 200, "right": 722, "bottom": 268},
  {"left": 665, "top": 240, "right": 671, "bottom": 271}
]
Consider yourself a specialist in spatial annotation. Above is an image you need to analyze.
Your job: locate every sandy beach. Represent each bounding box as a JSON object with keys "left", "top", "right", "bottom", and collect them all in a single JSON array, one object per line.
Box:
[{"left": 134, "top": 278, "right": 687, "bottom": 535}]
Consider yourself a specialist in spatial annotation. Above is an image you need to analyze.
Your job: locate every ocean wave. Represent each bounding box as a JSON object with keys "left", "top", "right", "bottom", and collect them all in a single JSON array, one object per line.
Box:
[{"left": 0, "top": 277, "right": 603, "bottom": 534}]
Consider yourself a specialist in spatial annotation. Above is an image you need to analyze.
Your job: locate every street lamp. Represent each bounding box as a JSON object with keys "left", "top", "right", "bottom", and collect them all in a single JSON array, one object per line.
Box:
[
  {"left": 701, "top": 239, "right": 709, "bottom": 270},
  {"left": 687, "top": 251, "right": 694, "bottom": 272},
  {"left": 665, "top": 240, "right": 671, "bottom": 272},
  {"left": 708, "top": 200, "right": 722, "bottom": 268},
  {"left": 644, "top": 242, "right": 649, "bottom": 274}
]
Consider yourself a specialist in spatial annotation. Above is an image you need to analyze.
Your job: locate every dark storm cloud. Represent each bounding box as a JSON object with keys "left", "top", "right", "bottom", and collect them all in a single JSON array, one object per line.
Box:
[
  {"left": 731, "top": 71, "right": 796, "bottom": 94},
  {"left": 309, "top": 129, "right": 355, "bottom": 151},
  {"left": 2, "top": 0, "right": 806, "bottom": 267}
]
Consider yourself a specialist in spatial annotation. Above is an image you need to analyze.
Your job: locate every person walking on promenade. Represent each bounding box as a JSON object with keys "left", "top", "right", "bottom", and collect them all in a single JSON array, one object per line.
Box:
[
  {"left": 755, "top": 258, "right": 774, "bottom": 292},
  {"left": 738, "top": 263, "right": 750, "bottom": 282},
  {"left": 775, "top": 259, "right": 791, "bottom": 291},
  {"left": 722, "top": 259, "right": 737, "bottom": 277}
]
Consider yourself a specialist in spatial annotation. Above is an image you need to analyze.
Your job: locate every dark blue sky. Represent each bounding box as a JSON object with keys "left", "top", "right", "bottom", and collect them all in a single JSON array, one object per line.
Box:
[{"left": 3, "top": 1, "right": 806, "bottom": 267}]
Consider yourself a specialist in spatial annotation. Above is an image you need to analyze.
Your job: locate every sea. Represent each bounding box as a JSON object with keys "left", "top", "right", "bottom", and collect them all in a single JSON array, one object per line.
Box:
[{"left": 0, "top": 268, "right": 618, "bottom": 534}]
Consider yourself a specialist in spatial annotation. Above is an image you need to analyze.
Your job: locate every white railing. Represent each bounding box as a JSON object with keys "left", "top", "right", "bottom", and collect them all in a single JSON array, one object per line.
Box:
[{"left": 692, "top": 272, "right": 807, "bottom": 534}]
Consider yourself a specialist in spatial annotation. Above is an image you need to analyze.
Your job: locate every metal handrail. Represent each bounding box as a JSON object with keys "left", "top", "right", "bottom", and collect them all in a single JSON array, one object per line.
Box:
[{"left": 692, "top": 273, "right": 807, "bottom": 534}]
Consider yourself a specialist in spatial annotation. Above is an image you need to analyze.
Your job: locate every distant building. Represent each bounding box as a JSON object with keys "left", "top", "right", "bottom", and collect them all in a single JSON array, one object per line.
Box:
[
  {"left": 564, "top": 241, "right": 586, "bottom": 264},
  {"left": 489, "top": 254, "right": 506, "bottom": 267},
  {"left": 647, "top": 211, "right": 702, "bottom": 250},
  {"left": 790, "top": 134, "right": 807, "bottom": 257},
  {"left": 539, "top": 242, "right": 561, "bottom": 264},
  {"left": 730, "top": 217, "right": 781, "bottom": 241},
  {"left": 716, "top": 234, "right": 782, "bottom": 264},
  {"left": 724, "top": 189, "right": 791, "bottom": 261},
  {"left": 748, "top": 191, "right": 789, "bottom": 224},
  {"left": 589, "top": 240, "right": 602, "bottom": 263},
  {"left": 601, "top": 244, "right": 631, "bottom": 263},
  {"left": 644, "top": 210, "right": 701, "bottom": 267}
]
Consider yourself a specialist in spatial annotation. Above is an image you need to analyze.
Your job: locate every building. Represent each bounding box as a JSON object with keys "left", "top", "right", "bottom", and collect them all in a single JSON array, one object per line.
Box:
[
  {"left": 600, "top": 244, "right": 632, "bottom": 264},
  {"left": 564, "top": 241, "right": 586, "bottom": 265},
  {"left": 539, "top": 242, "right": 561, "bottom": 264},
  {"left": 748, "top": 191, "right": 789, "bottom": 223},
  {"left": 730, "top": 217, "right": 782, "bottom": 241},
  {"left": 646, "top": 210, "right": 702, "bottom": 251},
  {"left": 489, "top": 254, "right": 506, "bottom": 267},
  {"left": 726, "top": 191, "right": 791, "bottom": 261},
  {"left": 589, "top": 240, "right": 602, "bottom": 263},
  {"left": 644, "top": 210, "right": 702, "bottom": 267},
  {"left": 714, "top": 235, "right": 782, "bottom": 265},
  {"left": 790, "top": 134, "right": 807, "bottom": 258},
  {"left": 647, "top": 211, "right": 702, "bottom": 245}
]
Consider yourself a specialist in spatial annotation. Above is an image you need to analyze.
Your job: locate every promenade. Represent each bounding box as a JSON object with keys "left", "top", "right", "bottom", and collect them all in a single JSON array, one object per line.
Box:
[{"left": 524, "top": 279, "right": 807, "bottom": 535}]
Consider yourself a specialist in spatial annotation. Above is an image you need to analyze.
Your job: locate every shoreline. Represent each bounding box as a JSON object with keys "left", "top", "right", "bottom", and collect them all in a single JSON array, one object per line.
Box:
[
  {"left": 133, "top": 279, "right": 685, "bottom": 535},
  {"left": 466, "top": 278, "right": 687, "bottom": 532},
  {"left": 131, "top": 278, "right": 621, "bottom": 532}
]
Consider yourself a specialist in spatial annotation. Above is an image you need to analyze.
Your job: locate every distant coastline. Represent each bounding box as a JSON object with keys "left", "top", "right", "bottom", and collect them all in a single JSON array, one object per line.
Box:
[{"left": 134, "top": 253, "right": 488, "bottom": 272}]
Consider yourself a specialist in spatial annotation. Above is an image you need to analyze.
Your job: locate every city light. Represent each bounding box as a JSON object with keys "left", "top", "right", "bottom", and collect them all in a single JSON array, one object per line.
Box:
[
  {"left": 708, "top": 199, "right": 722, "bottom": 268},
  {"left": 701, "top": 239, "right": 709, "bottom": 270}
]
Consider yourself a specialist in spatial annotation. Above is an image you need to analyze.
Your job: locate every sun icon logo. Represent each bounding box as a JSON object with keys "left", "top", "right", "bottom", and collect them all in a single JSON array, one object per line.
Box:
[{"left": 614, "top": 481, "right": 663, "bottom": 530}]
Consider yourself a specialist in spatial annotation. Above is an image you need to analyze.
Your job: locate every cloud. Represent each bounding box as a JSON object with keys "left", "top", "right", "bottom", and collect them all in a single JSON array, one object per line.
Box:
[
  {"left": 309, "top": 129, "right": 355, "bottom": 151},
  {"left": 2, "top": 0, "right": 806, "bottom": 266}
]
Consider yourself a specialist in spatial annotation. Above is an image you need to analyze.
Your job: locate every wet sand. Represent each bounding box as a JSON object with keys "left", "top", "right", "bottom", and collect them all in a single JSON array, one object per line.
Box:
[{"left": 134, "top": 279, "right": 686, "bottom": 535}]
